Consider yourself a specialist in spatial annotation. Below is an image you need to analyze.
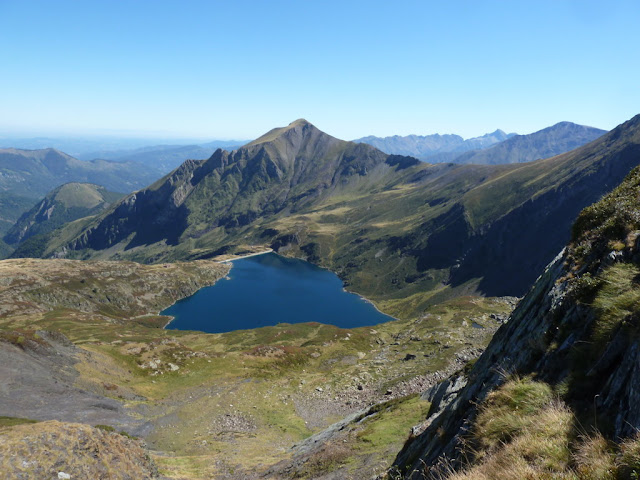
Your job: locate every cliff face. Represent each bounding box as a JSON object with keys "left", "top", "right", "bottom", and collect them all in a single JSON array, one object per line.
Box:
[{"left": 394, "top": 165, "right": 640, "bottom": 478}]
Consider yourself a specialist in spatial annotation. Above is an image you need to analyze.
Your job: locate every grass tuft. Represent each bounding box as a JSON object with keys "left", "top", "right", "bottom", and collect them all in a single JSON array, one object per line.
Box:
[
  {"left": 474, "top": 376, "right": 555, "bottom": 450},
  {"left": 591, "top": 263, "right": 640, "bottom": 346}
]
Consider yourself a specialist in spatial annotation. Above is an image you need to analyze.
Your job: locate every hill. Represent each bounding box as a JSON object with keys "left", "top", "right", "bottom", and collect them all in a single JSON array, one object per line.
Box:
[
  {"left": 3, "top": 182, "right": 123, "bottom": 248},
  {"left": 0, "top": 148, "right": 162, "bottom": 199},
  {"left": 30, "top": 115, "right": 640, "bottom": 317},
  {"left": 355, "top": 129, "right": 514, "bottom": 160},
  {"left": 454, "top": 121, "right": 606, "bottom": 164},
  {"left": 392, "top": 163, "right": 640, "bottom": 479}
]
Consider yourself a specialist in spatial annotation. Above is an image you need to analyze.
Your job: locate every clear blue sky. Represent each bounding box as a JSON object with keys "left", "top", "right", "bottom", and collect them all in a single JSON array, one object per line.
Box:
[{"left": 1, "top": 0, "right": 638, "bottom": 141}]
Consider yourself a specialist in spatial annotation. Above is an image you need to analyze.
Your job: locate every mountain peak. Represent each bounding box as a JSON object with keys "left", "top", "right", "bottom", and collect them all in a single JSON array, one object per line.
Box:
[
  {"left": 288, "top": 118, "right": 312, "bottom": 127},
  {"left": 245, "top": 119, "right": 321, "bottom": 147}
]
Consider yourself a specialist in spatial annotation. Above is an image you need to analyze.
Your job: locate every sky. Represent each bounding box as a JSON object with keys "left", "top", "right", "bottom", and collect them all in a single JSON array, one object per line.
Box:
[{"left": 0, "top": 0, "right": 638, "bottom": 141}]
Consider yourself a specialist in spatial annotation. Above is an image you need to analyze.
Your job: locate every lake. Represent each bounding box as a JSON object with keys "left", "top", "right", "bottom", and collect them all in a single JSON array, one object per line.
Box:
[{"left": 162, "top": 252, "right": 394, "bottom": 333}]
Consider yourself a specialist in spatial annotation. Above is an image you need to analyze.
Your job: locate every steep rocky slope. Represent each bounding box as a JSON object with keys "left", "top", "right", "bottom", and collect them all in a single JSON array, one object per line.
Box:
[
  {"left": 4, "top": 182, "right": 123, "bottom": 247},
  {"left": 27, "top": 116, "right": 640, "bottom": 316},
  {"left": 392, "top": 165, "right": 640, "bottom": 478}
]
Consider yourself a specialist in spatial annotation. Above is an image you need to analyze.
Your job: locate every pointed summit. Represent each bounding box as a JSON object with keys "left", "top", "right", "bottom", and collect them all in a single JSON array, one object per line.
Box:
[{"left": 245, "top": 118, "right": 322, "bottom": 147}]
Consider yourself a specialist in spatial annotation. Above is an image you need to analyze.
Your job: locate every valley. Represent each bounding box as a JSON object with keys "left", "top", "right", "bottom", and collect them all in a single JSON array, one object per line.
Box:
[
  {"left": 1, "top": 114, "right": 639, "bottom": 479},
  {"left": 3, "top": 1, "right": 639, "bottom": 478},
  {"left": 22, "top": 115, "right": 640, "bottom": 317}
]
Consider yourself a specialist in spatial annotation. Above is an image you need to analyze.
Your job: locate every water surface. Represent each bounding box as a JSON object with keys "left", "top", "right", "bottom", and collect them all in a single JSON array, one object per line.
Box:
[{"left": 163, "top": 253, "right": 394, "bottom": 333}]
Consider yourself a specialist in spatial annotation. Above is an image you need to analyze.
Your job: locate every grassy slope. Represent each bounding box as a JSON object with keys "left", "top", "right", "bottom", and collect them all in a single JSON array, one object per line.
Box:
[
  {"left": 0, "top": 257, "right": 513, "bottom": 479},
  {"left": 447, "top": 377, "right": 640, "bottom": 480},
  {"left": 406, "top": 167, "right": 640, "bottom": 480}
]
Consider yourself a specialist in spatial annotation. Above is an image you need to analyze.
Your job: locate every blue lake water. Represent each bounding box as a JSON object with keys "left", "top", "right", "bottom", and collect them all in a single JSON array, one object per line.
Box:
[{"left": 162, "top": 253, "right": 395, "bottom": 333}]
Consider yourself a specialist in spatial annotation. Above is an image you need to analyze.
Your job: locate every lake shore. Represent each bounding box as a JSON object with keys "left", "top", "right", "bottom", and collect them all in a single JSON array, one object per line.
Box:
[
  {"left": 161, "top": 251, "right": 396, "bottom": 333},
  {"left": 216, "top": 249, "right": 274, "bottom": 263}
]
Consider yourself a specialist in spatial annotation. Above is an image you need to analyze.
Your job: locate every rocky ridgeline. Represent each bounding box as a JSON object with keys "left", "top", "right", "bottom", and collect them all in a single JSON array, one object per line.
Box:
[{"left": 393, "top": 166, "right": 640, "bottom": 478}]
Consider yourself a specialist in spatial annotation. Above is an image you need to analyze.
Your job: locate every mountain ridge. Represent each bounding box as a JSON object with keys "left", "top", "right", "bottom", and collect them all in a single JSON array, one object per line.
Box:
[
  {"left": 357, "top": 121, "right": 605, "bottom": 164},
  {"left": 454, "top": 121, "right": 607, "bottom": 164},
  {"left": 23, "top": 115, "right": 640, "bottom": 316},
  {"left": 354, "top": 128, "right": 515, "bottom": 160}
]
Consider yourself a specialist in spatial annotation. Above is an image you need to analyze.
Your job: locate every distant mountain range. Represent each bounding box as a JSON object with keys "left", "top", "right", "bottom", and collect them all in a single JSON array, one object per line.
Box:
[
  {"left": 0, "top": 148, "right": 160, "bottom": 199},
  {"left": 453, "top": 121, "right": 607, "bottom": 164},
  {"left": 22, "top": 115, "right": 640, "bottom": 312},
  {"left": 356, "top": 122, "right": 606, "bottom": 164},
  {"left": 354, "top": 129, "right": 515, "bottom": 160},
  {"left": 76, "top": 140, "right": 245, "bottom": 174}
]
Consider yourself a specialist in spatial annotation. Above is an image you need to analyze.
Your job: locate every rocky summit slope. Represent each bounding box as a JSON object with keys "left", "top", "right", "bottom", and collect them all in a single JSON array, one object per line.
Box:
[
  {"left": 27, "top": 115, "right": 640, "bottom": 318},
  {"left": 4, "top": 182, "right": 123, "bottom": 247},
  {"left": 392, "top": 165, "right": 640, "bottom": 479}
]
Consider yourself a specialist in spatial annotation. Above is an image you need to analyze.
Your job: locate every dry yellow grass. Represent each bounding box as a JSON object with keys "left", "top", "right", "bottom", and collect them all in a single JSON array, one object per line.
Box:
[
  {"left": 0, "top": 420, "right": 157, "bottom": 479},
  {"left": 444, "top": 377, "right": 640, "bottom": 480}
]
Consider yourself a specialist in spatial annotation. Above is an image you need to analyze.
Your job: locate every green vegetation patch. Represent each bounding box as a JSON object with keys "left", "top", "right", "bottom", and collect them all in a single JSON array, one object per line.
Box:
[
  {"left": 570, "top": 165, "right": 640, "bottom": 268},
  {"left": 0, "top": 416, "right": 39, "bottom": 428},
  {"left": 474, "top": 376, "right": 555, "bottom": 449},
  {"left": 355, "top": 394, "right": 429, "bottom": 452},
  {"left": 592, "top": 263, "right": 640, "bottom": 345}
]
